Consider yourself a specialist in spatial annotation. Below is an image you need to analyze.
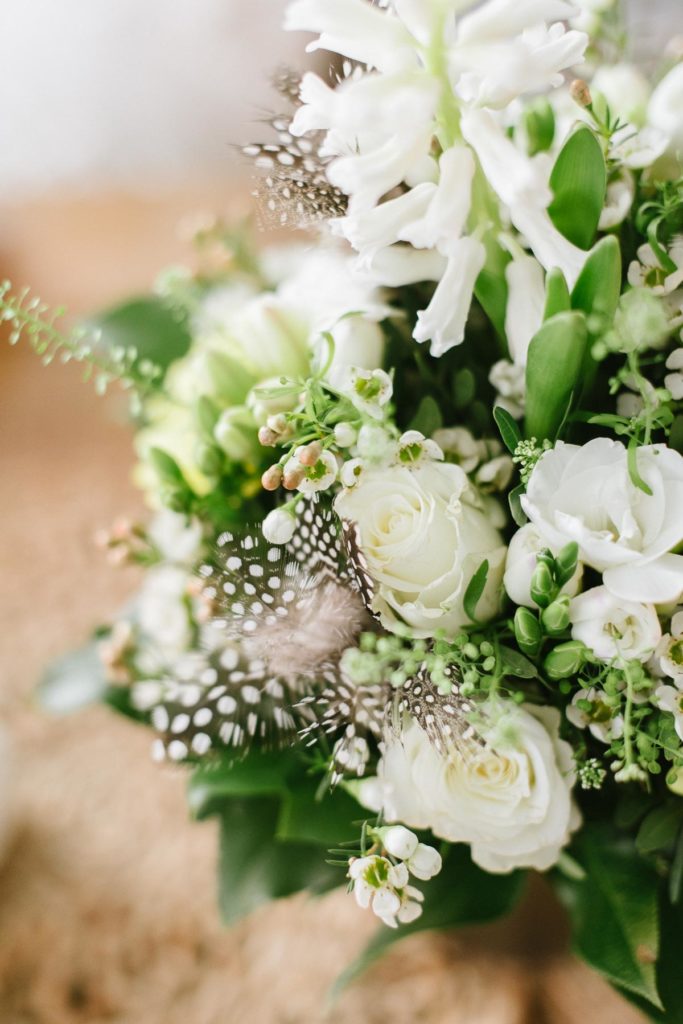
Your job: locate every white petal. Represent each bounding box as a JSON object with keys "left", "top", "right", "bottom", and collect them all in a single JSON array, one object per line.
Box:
[
  {"left": 413, "top": 236, "right": 486, "bottom": 356},
  {"left": 504, "top": 254, "right": 545, "bottom": 366},
  {"left": 603, "top": 554, "right": 683, "bottom": 605},
  {"left": 360, "top": 246, "right": 447, "bottom": 287},
  {"left": 457, "top": 0, "right": 580, "bottom": 43},
  {"left": 399, "top": 145, "right": 475, "bottom": 252},
  {"left": 284, "top": 0, "right": 417, "bottom": 72},
  {"left": 461, "top": 109, "right": 587, "bottom": 287}
]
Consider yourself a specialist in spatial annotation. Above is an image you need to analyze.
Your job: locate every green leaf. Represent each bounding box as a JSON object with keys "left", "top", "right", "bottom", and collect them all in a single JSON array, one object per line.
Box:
[
  {"left": 637, "top": 802, "right": 683, "bottom": 856},
  {"left": 37, "top": 641, "right": 108, "bottom": 713},
  {"left": 628, "top": 436, "right": 654, "bottom": 496},
  {"left": 464, "top": 559, "right": 489, "bottom": 623},
  {"left": 452, "top": 367, "right": 477, "bottom": 409},
  {"left": 149, "top": 447, "right": 188, "bottom": 487},
  {"left": 669, "top": 415, "right": 683, "bottom": 455},
  {"left": 571, "top": 235, "right": 622, "bottom": 325},
  {"left": 524, "top": 96, "right": 555, "bottom": 156},
  {"left": 474, "top": 236, "right": 510, "bottom": 342},
  {"left": 188, "top": 751, "right": 297, "bottom": 819},
  {"left": 493, "top": 405, "right": 523, "bottom": 454},
  {"left": 277, "top": 778, "right": 361, "bottom": 847},
  {"left": 89, "top": 295, "right": 191, "bottom": 375},
  {"left": 217, "top": 797, "right": 340, "bottom": 924},
  {"left": 524, "top": 311, "right": 587, "bottom": 441},
  {"left": 543, "top": 268, "right": 571, "bottom": 321},
  {"left": 556, "top": 826, "right": 662, "bottom": 1011},
  {"left": 498, "top": 643, "right": 539, "bottom": 679},
  {"left": 409, "top": 395, "right": 443, "bottom": 436},
  {"left": 509, "top": 483, "right": 527, "bottom": 527},
  {"left": 547, "top": 125, "right": 606, "bottom": 250},
  {"left": 669, "top": 826, "right": 683, "bottom": 905},
  {"left": 334, "top": 845, "right": 525, "bottom": 996}
]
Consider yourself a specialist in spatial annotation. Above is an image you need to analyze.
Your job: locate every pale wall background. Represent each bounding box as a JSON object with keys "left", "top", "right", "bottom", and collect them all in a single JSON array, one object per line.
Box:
[{"left": 0, "top": 0, "right": 679, "bottom": 198}]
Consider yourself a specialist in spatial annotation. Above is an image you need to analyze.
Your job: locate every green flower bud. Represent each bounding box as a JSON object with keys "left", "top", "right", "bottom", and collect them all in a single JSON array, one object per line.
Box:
[
  {"left": 514, "top": 607, "right": 542, "bottom": 656},
  {"left": 530, "top": 561, "right": 555, "bottom": 608},
  {"left": 544, "top": 640, "right": 586, "bottom": 680},
  {"left": 541, "top": 595, "right": 571, "bottom": 636}
]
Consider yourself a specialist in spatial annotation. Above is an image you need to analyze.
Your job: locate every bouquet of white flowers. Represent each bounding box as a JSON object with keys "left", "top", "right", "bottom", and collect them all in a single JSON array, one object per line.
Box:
[{"left": 5, "top": 0, "right": 683, "bottom": 1016}]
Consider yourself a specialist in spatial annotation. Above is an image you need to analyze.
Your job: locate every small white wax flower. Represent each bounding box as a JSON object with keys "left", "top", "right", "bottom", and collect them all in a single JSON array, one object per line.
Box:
[
  {"left": 566, "top": 688, "right": 624, "bottom": 744},
  {"left": 297, "top": 450, "right": 339, "bottom": 495},
  {"left": 408, "top": 843, "right": 443, "bottom": 881},
  {"left": 262, "top": 508, "right": 296, "bottom": 545},
  {"left": 654, "top": 685, "right": 683, "bottom": 742},
  {"left": 397, "top": 430, "right": 444, "bottom": 463},
  {"left": 382, "top": 825, "right": 419, "bottom": 861},
  {"left": 344, "top": 367, "right": 394, "bottom": 419},
  {"left": 334, "top": 422, "right": 358, "bottom": 448},
  {"left": 340, "top": 457, "right": 365, "bottom": 488},
  {"left": 653, "top": 610, "right": 683, "bottom": 686},
  {"left": 665, "top": 350, "right": 683, "bottom": 401}
]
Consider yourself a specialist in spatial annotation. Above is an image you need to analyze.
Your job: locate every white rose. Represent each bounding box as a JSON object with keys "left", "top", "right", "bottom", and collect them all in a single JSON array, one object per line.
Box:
[
  {"left": 367, "top": 705, "right": 579, "bottom": 873},
  {"left": 504, "top": 523, "right": 583, "bottom": 609},
  {"left": 335, "top": 461, "right": 506, "bottom": 637},
  {"left": 522, "top": 438, "right": 683, "bottom": 604},
  {"left": 569, "top": 586, "right": 661, "bottom": 663}
]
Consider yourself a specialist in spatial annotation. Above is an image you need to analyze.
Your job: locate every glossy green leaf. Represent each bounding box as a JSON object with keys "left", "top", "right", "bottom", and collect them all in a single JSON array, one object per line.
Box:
[
  {"left": 409, "top": 395, "right": 443, "bottom": 436},
  {"left": 509, "top": 483, "right": 527, "bottom": 527},
  {"left": 474, "top": 236, "right": 510, "bottom": 341},
  {"left": 277, "top": 778, "right": 361, "bottom": 847},
  {"left": 464, "top": 559, "right": 489, "bottom": 623},
  {"left": 556, "top": 827, "right": 662, "bottom": 1011},
  {"left": 217, "top": 797, "right": 340, "bottom": 924},
  {"left": 570, "top": 235, "right": 622, "bottom": 325},
  {"left": 548, "top": 125, "right": 606, "bottom": 250},
  {"left": 334, "top": 845, "right": 525, "bottom": 996},
  {"left": 636, "top": 803, "right": 683, "bottom": 856},
  {"left": 37, "top": 641, "right": 108, "bottom": 714},
  {"left": 188, "top": 751, "right": 297, "bottom": 820},
  {"left": 543, "top": 268, "right": 571, "bottom": 320},
  {"left": 524, "top": 96, "right": 555, "bottom": 156},
  {"left": 493, "top": 405, "right": 522, "bottom": 454},
  {"left": 88, "top": 295, "right": 191, "bottom": 374},
  {"left": 524, "top": 311, "right": 587, "bottom": 441}
]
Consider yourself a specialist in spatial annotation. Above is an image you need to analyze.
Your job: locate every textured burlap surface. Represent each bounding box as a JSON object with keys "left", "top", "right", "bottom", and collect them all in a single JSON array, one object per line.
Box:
[{"left": 0, "top": 191, "right": 646, "bottom": 1023}]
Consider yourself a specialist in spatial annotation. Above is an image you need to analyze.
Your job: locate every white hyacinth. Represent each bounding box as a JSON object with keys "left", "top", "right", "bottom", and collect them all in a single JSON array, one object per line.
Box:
[{"left": 285, "top": 0, "right": 588, "bottom": 355}]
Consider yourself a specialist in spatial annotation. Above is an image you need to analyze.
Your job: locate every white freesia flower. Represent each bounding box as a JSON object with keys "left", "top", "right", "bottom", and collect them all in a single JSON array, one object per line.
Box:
[
  {"left": 569, "top": 587, "right": 662, "bottom": 663},
  {"left": 504, "top": 523, "right": 583, "bottom": 608},
  {"left": 521, "top": 438, "right": 683, "bottom": 604},
  {"left": 366, "top": 705, "right": 579, "bottom": 873},
  {"left": 335, "top": 460, "right": 506, "bottom": 637}
]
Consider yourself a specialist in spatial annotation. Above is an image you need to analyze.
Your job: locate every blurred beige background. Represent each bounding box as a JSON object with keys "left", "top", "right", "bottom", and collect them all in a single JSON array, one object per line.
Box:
[{"left": 0, "top": 1, "right": 667, "bottom": 1020}]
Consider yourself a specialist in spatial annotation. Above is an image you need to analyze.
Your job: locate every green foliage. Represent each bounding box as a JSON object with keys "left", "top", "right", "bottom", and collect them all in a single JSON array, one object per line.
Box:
[
  {"left": 556, "top": 826, "right": 662, "bottom": 1013},
  {"left": 547, "top": 125, "right": 607, "bottom": 250},
  {"left": 474, "top": 236, "right": 510, "bottom": 342},
  {"left": 88, "top": 295, "right": 191, "bottom": 377},
  {"left": 187, "top": 751, "right": 363, "bottom": 925},
  {"left": 463, "top": 559, "right": 490, "bottom": 623},
  {"left": 493, "top": 405, "right": 522, "bottom": 454},
  {"left": 409, "top": 395, "right": 443, "bottom": 436},
  {"left": 333, "top": 845, "right": 525, "bottom": 996},
  {"left": 570, "top": 235, "right": 622, "bottom": 326},
  {"left": 543, "top": 268, "right": 571, "bottom": 320},
  {"left": 217, "top": 797, "right": 340, "bottom": 924},
  {"left": 524, "top": 311, "right": 587, "bottom": 441},
  {"left": 524, "top": 97, "right": 555, "bottom": 156}
]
